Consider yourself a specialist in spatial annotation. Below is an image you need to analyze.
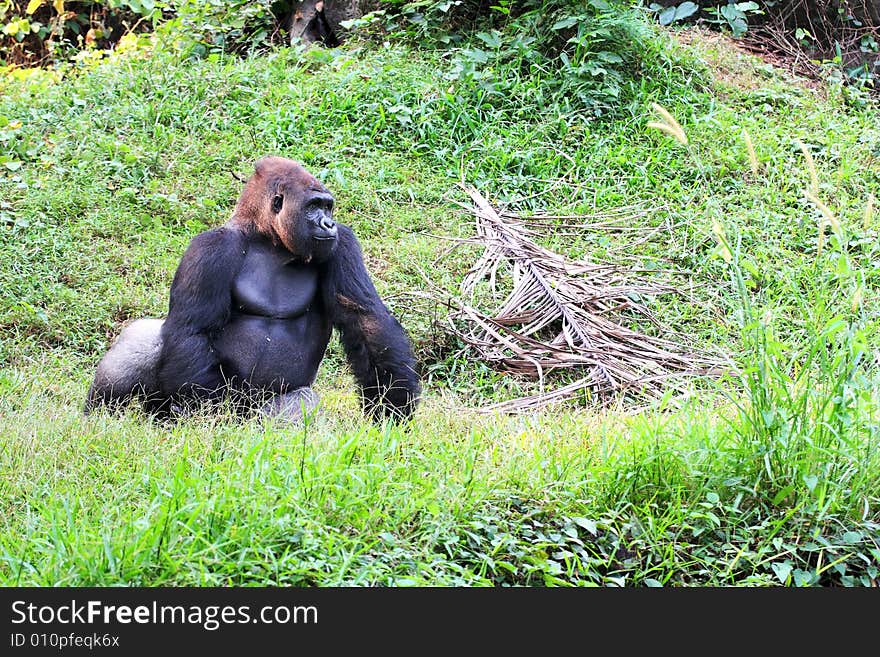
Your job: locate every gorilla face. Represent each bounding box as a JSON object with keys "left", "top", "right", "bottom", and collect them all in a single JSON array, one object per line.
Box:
[
  {"left": 274, "top": 179, "right": 338, "bottom": 263},
  {"left": 241, "top": 156, "right": 339, "bottom": 263}
]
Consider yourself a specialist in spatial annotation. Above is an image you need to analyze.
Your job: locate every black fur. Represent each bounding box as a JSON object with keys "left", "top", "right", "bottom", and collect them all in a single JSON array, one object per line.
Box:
[
  {"left": 155, "top": 227, "right": 246, "bottom": 415},
  {"left": 320, "top": 225, "right": 421, "bottom": 420}
]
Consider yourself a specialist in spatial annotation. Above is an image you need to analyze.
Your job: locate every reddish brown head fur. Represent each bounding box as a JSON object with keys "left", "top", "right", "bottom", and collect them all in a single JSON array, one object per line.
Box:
[{"left": 229, "top": 156, "right": 332, "bottom": 259}]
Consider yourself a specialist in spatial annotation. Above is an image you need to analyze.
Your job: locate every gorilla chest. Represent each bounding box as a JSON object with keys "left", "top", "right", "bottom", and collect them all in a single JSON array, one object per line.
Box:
[
  {"left": 217, "top": 243, "right": 330, "bottom": 390},
  {"left": 232, "top": 244, "right": 319, "bottom": 318}
]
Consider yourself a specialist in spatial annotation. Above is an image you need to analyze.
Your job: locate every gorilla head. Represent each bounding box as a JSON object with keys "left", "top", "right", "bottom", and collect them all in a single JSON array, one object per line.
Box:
[{"left": 232, "top": 156, "right": 338, "bottom": 263}]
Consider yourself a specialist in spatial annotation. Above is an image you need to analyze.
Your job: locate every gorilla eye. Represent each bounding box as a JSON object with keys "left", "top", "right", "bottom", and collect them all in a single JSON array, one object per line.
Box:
[{"left": 271, "top": 194, "right": 284, "bottom": 213}]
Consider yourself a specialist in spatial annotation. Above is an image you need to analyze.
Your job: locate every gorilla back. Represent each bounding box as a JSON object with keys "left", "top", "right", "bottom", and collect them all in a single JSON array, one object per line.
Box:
[{"left": 85, "top": 156, "right": 420, "bottom": 422}]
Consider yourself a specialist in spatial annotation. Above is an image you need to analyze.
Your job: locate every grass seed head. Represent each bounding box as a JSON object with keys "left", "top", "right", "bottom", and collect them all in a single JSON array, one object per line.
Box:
[
  {"left": 796, "top": 138, "right": 819, "bottom": 195},
  {"left": 743, "top": 129, "right": 759, "bottom": 175},
  {"left": 649, "top": 103, "right": 688, "bottom": 145},
  {"left": 805, "top": 190, "right": 841, "bottom": 233},
  {"left": 851, "top": 286, "right": 863, "bottom": 313}
]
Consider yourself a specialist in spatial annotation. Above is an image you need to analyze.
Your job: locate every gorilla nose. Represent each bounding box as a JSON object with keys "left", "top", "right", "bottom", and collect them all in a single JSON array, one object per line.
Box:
[{"left": 320, "top": 216, "right": 336, "bottom": 232}]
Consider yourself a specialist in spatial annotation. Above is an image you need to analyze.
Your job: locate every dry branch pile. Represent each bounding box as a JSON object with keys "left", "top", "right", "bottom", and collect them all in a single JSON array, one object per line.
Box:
[
  {"left": 739, "top": 0, "right": 880, "bottom": 83},
  {"left": 440, "top": 185, "right": 728, "bottom": 413}
]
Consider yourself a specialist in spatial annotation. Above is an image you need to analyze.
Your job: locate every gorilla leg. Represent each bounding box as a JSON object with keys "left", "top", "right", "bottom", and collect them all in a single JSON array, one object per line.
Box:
[
  {"left": 258, "top": 387, "right": 320, "bottom": 424},
  {"left": 85, "top": 318, "right": 165, "bottom": 414}
]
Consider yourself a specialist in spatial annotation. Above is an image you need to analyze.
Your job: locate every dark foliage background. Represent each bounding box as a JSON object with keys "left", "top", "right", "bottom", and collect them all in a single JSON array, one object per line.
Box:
[{"left": 2, "top": 1, "right": 879, "bottom": 93}]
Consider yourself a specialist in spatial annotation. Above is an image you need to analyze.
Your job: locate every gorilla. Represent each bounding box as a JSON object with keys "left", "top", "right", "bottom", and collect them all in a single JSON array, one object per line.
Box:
[{"left": 85, "top": 156, "right": 420, "bottom": 423}]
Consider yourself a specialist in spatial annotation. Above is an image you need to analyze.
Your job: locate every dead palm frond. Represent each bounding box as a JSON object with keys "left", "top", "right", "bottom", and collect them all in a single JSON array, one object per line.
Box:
[{"left": 438, "top": 185, "right": 729, "bottom": 413}]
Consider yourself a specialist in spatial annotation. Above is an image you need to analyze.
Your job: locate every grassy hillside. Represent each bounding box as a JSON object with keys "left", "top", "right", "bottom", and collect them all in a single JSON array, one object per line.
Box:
[{"left": 1, "top": 16, "right": 878, "bottom": 585}]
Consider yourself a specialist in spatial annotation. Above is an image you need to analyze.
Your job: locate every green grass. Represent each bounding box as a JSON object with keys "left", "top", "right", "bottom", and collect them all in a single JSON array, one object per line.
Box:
[{"left": 1, "top": 16, "right": 879, "bottom": 586}]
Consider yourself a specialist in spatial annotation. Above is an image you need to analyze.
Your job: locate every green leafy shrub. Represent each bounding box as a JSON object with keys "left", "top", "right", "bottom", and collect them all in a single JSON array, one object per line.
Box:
[
  {"left": 155, "top": 0, "right": 289, "bottom": 58},
  {"left": 368, "top": 0, "right": 684, "bottom": 121},
  {"left": 0, "top": 0, "right": 161, "bottom": 66},
  {"left": 0, "top": 0, "right": 290, "bottom": 66},
  {"left": 448, "top": 1, "right": 641, "bottom": 117},
  {"left": 643, "top": 1, "right": 880, "bottom": 91}
]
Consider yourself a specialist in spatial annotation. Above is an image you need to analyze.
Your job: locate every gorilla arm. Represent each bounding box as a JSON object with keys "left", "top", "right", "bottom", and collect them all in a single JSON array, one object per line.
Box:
[
  {"left": 322, "top": 225, "right": 421, "bottom": 421},
  {"left": 157, "top": 227, "right": 246, "bottom": 409}
]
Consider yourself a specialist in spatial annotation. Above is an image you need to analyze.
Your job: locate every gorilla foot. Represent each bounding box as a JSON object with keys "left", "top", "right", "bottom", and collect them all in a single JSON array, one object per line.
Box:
[{"left": 258, "top": 387, "right": 320, "bottom": 425}]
